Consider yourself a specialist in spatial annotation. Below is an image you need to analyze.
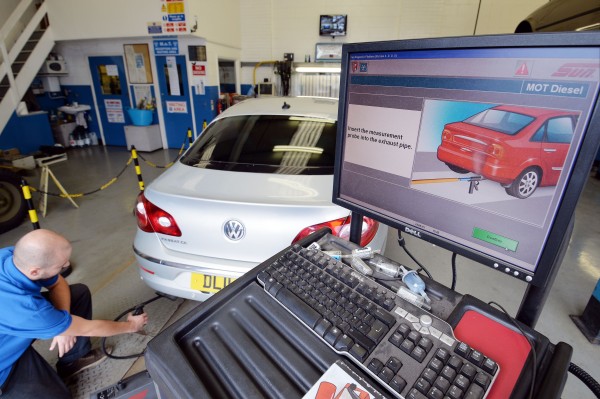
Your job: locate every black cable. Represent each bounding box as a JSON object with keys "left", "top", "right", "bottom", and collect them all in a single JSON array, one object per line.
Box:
[
  {"left": 450, "top": 252, "right": 457, "bottom": 291},
  {"left": 568, "top": 362, "right": 600, "bottom": 398},
  {"left": 100, "top": 294, "right": 163, "bottom": 360},
  {"left": 397, "top": 231, "right": 433, "bottom": 279},
  {"left": 489, "top": 301, "right": 536, "bottom": 399}
]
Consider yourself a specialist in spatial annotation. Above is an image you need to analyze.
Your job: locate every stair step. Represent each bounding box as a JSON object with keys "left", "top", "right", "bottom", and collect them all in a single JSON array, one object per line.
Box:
[{"left": 30, "top": 30, "right": 45, "bottom": 40}]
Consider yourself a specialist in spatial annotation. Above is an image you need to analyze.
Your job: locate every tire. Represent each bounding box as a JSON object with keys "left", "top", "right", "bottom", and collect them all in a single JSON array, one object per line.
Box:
[
  {"left": 0, "top": 171, "right": 27, "bottom": 233},
  {"left": 445, "top": 163, "right": 469, "bottom": 174},
  {"left": 505, "top": 167, "right": 540, "bottom": 199}
]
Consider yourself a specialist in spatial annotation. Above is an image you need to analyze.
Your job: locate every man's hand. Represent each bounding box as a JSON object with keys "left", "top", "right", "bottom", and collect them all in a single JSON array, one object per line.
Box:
[
  {"left": 49, "top": 335, "right": 77, "bottom": 357},
  {"left": 127, "top": 312, "right": 148, "bottom": 333}
]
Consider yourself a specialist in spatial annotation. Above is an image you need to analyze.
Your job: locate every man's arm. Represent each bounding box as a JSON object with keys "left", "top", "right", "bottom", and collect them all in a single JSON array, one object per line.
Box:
[
  {"left": 63, "top": 314, "right": 147, "bottom": 337},
  {"left": 49, "top": 313, "right": 147, "bottom": 357}
]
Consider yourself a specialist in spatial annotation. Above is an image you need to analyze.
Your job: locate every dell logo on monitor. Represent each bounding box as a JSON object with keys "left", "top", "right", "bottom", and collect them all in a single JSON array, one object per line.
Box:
[{"left": 404, "top": 226, "right": 421, "bottom": 238}]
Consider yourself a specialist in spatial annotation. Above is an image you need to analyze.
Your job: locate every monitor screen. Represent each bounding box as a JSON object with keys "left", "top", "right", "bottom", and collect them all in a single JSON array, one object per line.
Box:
[
  {"left": 320, "top": 15, "right": 347, "bottom": 37},
  {"left": 333, "top": 32, "right": 600, "bottom": 287}
]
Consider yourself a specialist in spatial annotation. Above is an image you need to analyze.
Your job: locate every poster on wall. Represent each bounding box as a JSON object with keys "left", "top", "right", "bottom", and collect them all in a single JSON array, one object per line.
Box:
[
  {"left": 166, "top": 56, "right": 181, "bottom": 96},
  {"left": 124, "top": 44, "right": 153, "bottom": 84},
  {"left": 191, "top": 62, "right": 207, "bottom": 95},
  {"left": 105, "top": 99, "right": 125, "bottom": 123},
  {"left": 166, "top": 101, "right": 188, "bottom": 113},
  {"left": 160, "top": 0, "right": 187, "bottom": 34},
  {"left": 105, "top": 65, "right": 119, "bottom": 76}
]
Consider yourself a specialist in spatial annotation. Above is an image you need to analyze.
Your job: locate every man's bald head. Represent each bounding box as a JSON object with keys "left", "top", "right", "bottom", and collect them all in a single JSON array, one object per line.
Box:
[{"left": 13, "top": 229, "right": 72, "bottom": 279}]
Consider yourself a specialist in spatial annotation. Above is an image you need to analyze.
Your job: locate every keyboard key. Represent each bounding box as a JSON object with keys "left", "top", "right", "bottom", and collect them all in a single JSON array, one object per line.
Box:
[
  {"left": 428, "top": 387, "right": 445, "bottom": 399},
  {"left": 473, "top": 372, "right": 490, "bottom": 389},
  {"left": 333, "top": 334, "right": 354, "bottom": 351},
  {"left": 428, "top": 358, "right": 444, "bottom": 374},
  {"left": 482, "top": 358, "right": 498, "bottom": 375},
  {"left": 447, "top": 355, "right": 463, "bottom": 371},
  {"left": 389, "top": 332, "right": 403, "bottom": 347},
  {"left": 415, "top": 378, "right": 431, "bottom": 395},
  {"left": 434, "top": 375, "right": 451, "bottom": 393},
  {"left": 421, "top": 368, "right": 437, "bottom": 384},
  {"left": 390, "top": 375, "right": 407, "bottom": 393},
  {"left": 418, "top": 337, "right": 434, "bottom": 352},
  {"left": 400, "top": 339, "right": 416, "bottom": 355},
  {"left": 372, "top": 308, "right": 396, "bottom": 327},
  {"left": 368, "top": 358, "right": 384, "bottom": 373},
  {"left": 386, "top": 357, "right": 403, "bottom": 374},
  {"left": 464, "top": 383, "right": 485, "bottom": 399},
  {"left": 378, "top": 367, "right": 395, "bottom": 383},
  {"left": 314, "top": 319, "right": 332, "bottom": 337},
  {"left": 440, "top": 366, "right": 456, "bottom": 382},
  {"left": 324, "top": 327, "right": 342, "bottom": 346},
  {"left": 407, "top": 388, "right": 428, "bottom": 399},
  {"left": 367, "top": 320, "right": 389, "bottom": 343},
  {"left": 446, "top": 385, "right": 463, "bottom": 399},
  {"left": 397, "top": 323, "right": 411, "bottom": 338},
  {"left": 347, "top": 327, "right": 376, "bottom": 352},
  {"left": 435, "top": 348, "right": 451, "bottom": 362},
  {"left": 455, "top": 342, "right": 470, "bottom": 358},
  {"left": 460, "top": 363, "right": 477, "bottom": 381},
  {"left": 408, "top": 330, "right": 422, "bottom": 343},
  {"left": 411, "top": 346, "right": 427, "bottom": 362},
  {"left": 349, "top": 344, "right": 368, "bottom": 362},
  {"left": 468, "top": 350, "right": 484, "bottom": 367},
  {"left": 274, "top": 288, "right": 320, "bottom": 328},
  {"left": 453, "top": 374, "right": 470, "bottom": 391}
]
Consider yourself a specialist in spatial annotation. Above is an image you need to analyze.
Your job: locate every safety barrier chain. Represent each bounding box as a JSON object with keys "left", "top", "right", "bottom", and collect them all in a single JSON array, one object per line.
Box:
[
  {"left": 29, "top": 156, "right": 134, "bottom": 198},
  {"left": 136, "top": 128, "right": 194, "bottom": 169}
]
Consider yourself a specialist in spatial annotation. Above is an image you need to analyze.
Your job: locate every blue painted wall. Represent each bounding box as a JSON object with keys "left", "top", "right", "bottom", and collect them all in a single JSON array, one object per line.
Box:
[
  {"left": 192, "top": 85, "right": 219, "bottom": 136},
  {"left": 0, "top": 111, "right": 54, "bottom": 154}
]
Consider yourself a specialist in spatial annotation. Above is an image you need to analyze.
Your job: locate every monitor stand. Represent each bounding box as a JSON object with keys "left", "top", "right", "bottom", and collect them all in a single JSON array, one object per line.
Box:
[{"left": 349, "top": 211, "right": 574, "bottom": 329}]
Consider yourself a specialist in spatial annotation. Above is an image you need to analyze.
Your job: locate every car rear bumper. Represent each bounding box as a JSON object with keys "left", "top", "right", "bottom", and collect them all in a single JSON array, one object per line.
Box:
[
  {"left": 133, "top": 233, "right": 258, "bottom": 301},
  {"left": 437, "top": 146, "right": 516, "bottom": 184}
]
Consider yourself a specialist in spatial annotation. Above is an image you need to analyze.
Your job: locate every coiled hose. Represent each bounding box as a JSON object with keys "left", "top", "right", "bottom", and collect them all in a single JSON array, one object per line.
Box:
[{"left": 569, "top": 362, "right": 600, "bottom": 398}]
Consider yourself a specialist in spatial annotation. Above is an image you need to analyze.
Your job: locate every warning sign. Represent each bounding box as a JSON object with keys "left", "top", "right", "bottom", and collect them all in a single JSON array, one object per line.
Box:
[
  {"left": 515, "top": 61, "right": 531, "bottom": 76},
  {"left": 192, "top": 64, "right": 206, "bottom": 76}
]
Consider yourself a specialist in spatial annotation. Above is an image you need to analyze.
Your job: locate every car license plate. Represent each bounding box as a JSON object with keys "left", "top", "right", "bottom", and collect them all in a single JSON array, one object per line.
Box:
[{"left": 191, "top": 273, "right": 235, "bottom": 293}]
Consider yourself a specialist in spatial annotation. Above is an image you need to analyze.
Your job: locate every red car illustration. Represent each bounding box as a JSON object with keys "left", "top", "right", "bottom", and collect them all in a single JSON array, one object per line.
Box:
[{"left": 436, "top": 105, "right": 579, "bottom": 198}]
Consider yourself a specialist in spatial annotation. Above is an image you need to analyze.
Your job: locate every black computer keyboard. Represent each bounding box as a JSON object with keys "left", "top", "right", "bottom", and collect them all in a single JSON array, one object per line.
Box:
[{"left": 257, "top": 244, "right": 499, "bottom": 399}]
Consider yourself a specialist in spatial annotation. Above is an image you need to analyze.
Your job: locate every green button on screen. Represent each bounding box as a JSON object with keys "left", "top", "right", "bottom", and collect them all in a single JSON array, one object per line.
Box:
[{"left": 472, "top": 227, "right": 518, "bottom": 252}]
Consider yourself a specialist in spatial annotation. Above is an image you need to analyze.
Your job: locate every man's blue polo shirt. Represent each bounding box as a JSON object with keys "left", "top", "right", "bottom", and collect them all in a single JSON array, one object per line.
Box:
[{"left": 0, "top": 247, "right": 72, "bottom": 386}]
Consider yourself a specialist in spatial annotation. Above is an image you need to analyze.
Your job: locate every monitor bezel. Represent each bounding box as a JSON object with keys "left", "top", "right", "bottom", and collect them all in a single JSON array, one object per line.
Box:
[{"left": 333, "top": 32, "right": 600, "bottom": 288}]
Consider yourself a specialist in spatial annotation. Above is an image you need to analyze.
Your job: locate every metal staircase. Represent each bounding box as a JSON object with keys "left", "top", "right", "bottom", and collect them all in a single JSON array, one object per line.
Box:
[{"left": 0, "top": 0, "right": 54, "bottom": 133}]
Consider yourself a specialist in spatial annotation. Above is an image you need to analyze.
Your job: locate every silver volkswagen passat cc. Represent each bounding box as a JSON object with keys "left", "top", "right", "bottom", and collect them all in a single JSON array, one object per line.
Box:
[{"left": 133, "top": 96, "right": 388, "bottom": 301}]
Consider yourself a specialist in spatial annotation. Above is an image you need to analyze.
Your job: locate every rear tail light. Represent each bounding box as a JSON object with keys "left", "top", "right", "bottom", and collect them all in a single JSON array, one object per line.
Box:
[
  {"left": 292, "top": 215, "right": 379, "bottom": 247},
  {"left": 135, "top": 192, "right": 182, "bottom": 237},
  {"left": 488, "top": 143, "right": 505, "bottom": 159},
  {"left": 441, "top": 129, "right": 452, "bottom": 141}
]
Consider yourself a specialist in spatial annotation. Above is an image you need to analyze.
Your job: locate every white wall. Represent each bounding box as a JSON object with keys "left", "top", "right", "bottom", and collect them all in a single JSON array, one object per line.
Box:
[{"left": 240, "top": 0, "right": 548, "bottom": 62}]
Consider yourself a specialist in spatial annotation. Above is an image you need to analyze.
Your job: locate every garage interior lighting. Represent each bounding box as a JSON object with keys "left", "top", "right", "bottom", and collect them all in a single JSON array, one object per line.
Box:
[
  {"left": 295, "top": 65, "right": 341, "bottom": 73},
  {"left": 289, "top": 116, "right": 336, "bottom": 124},
  {"left": 273, "top": 145, "right": 324, "bottom": 154}
]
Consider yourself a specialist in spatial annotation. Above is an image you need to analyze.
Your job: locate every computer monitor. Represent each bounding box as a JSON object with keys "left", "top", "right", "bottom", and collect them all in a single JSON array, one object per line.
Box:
[
  {"left": 320, "top": 14, "right": 347, "bottom": 37},
  {"left": 333, "top": 32, "right": 600, "bottom": 288}
]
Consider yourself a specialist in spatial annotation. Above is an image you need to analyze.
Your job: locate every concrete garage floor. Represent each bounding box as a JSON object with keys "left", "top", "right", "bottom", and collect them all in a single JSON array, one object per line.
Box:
[{"left": 1, "top": 145, "right": 599, "bottom": 398}]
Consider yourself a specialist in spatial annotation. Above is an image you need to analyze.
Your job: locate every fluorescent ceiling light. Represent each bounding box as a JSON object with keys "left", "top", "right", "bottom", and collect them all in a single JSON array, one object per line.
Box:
[
  {"left": 295, "top": 66, "right": 341, "bottom": 73},
  {"left": 273, "top": 145, "right": 324, "bottom": 154},
  {"left": 289, "top": 116, "right": 336, "bottom": 123}
]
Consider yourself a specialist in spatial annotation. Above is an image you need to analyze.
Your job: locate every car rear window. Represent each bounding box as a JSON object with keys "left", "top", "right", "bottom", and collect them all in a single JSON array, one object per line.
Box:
[
  {"left": 180, "top": 115, "right": 337, "bottom": 174},
  {"left": 465, "top": 109, "right": 535, "bottom": 135}
]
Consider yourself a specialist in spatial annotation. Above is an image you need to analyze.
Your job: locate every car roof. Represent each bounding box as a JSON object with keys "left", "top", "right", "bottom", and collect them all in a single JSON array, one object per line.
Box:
[
  {"left": 215, "top": 96, "right": 339, "bottom": 121},
  {"left": 491, "top": 104, "right": 579, "bottom": 118}
]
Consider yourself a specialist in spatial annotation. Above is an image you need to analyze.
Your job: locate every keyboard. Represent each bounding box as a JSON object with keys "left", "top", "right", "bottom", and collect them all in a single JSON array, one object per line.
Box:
[{"left": 257, "top": 244, "right": 499, "bottom": 399}]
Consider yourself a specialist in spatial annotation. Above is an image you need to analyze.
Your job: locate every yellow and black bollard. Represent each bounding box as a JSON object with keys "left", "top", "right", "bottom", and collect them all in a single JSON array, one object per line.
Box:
[
  {"left": 203, "top": 119, "right": 207, "bottom": 130},
  {"left": 20, "top": 179, "right": 40, "bottom": 230},
  {"left": 187, "top": 127, "right": 193, "bottom": 147},
  {"left": 131, "top": 146, "right": 145, "bottom": 191}
]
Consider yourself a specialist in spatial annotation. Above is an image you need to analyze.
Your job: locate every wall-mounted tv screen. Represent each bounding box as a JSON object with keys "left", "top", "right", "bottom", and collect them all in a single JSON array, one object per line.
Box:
[{"left": 320, "top": 15, "right": 347, "bottom": 37}]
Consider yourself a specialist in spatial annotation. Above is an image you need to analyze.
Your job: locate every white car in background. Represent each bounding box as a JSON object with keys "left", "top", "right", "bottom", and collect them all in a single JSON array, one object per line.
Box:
[{"left": 133, "top": 96, "right": 388, "bottom": 301}]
